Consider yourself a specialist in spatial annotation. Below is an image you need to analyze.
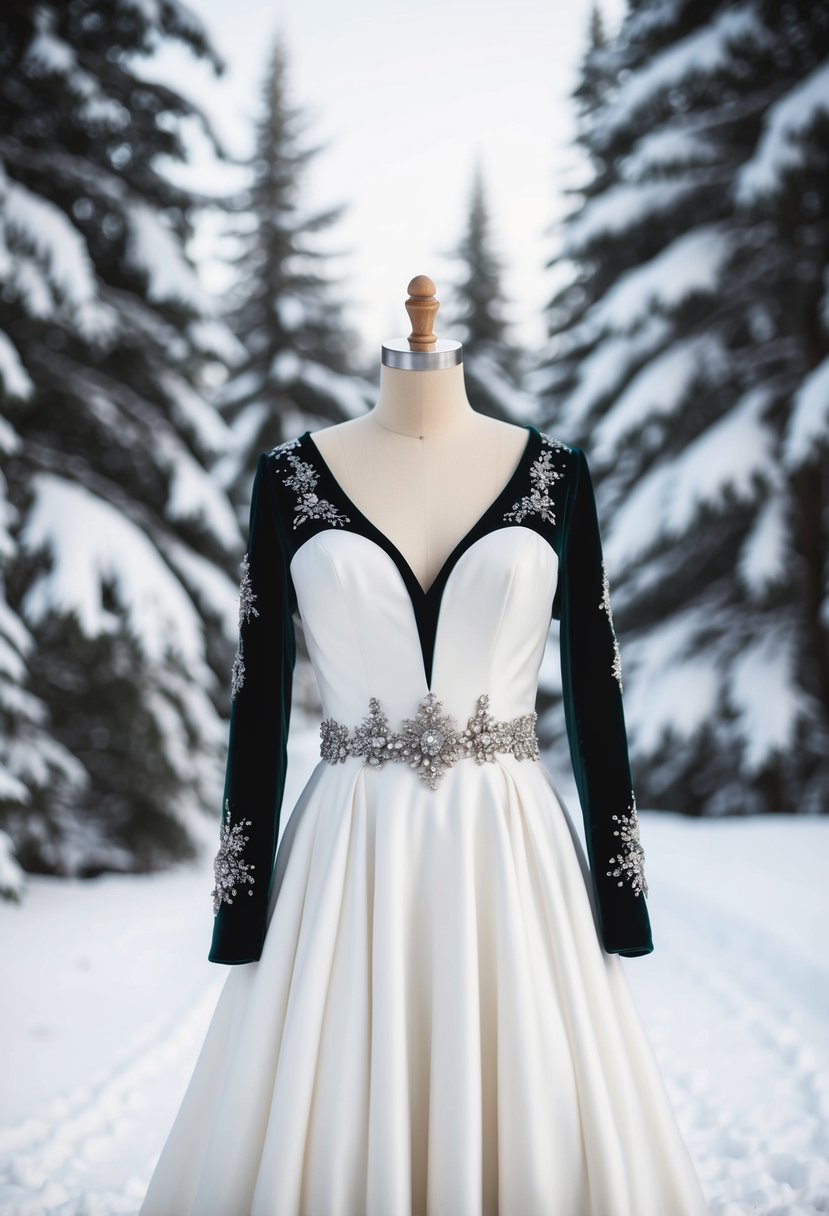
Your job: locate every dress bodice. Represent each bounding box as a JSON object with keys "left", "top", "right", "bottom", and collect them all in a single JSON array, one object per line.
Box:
[
  {"left": 286, "top": 426, "right": 562, "bottom": 727},
  {"left": 208, "top": 423, "right": 654, "bottom": 966}
]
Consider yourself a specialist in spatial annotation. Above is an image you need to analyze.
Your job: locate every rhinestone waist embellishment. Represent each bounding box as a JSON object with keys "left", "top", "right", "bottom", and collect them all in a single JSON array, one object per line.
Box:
[{"left": 320, "top": 691, "right": 540, "bottom": 790}]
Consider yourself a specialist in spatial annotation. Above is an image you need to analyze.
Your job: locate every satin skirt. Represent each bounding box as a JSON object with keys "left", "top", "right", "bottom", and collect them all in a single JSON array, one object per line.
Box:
[{"left": 139, "top": 756, "right": 709, "bottom": 1216}]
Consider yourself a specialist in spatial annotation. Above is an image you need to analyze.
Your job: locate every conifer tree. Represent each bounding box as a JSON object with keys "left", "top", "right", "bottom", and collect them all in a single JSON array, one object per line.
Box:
[
  {"left": 442, "top": 158, "right": 529, "bottom": 422},
  {"left": 0, "top": 0, "right": 243, "bottom": 881},
  {"left": 217, "top": 31, "right": 375, "bottom": 517},
  {"left": 540, "top": 1, "right": 829, "bottom": 815}
]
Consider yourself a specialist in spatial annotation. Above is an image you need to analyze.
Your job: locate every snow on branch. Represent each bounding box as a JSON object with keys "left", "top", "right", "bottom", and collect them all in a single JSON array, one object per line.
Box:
[
  {"left": 20, "top": 475, "right": 208, "bottom": 669},
  {"left": 619, "top": 122, "right": 723, "bottom": 180},
  {"left": 1, "top": 172, "right": 115, "bottom": 341},
  {"left": 623, "top": 607, "right": 722, "bottom": 752},
  {"left": 737, "top": 61, "right": 829, "bottom": 202},
  {"left": 606, "top": 386, "right": 776, "bottom": 567},
  {"left": 562, "top": 180, "right": 695, "bottom": 256},
  {"left": 592, "top": 333, "right": 728, "bottom": 461},
  {"left": 159, "top": 437, "right": 242, "bottom": 550},
  {"left": 588, "top": 224, "right": 734, "bottom": 335},
  {"left": 598, "top": 6, "right": 775, "bottom": 144},
  {"left": 0, "top": 330, "right": 34, "bottom": 401},
  {"left": 124, "top": 203, "right": 206, "bottom": 311},
  {"left": 783, "top": 356, "right": 829, "bottom": 468},
  {"left": 559, "top": 317, "right": 671, "bottom": 434},
  {"left": 726, "top": 626, "right": 816, "bottom": 771},
  {"left": 23, "top": 12, "right": 129, "bottom": 132},
  {"left": 737, "top": 492, "right": 788, "bottom": 598},
  {"left": 161, "top": 538, "right": 239, "bottom": 642},
  {"left": 159, "top": 371, "right": 232, "bottom": 457}
]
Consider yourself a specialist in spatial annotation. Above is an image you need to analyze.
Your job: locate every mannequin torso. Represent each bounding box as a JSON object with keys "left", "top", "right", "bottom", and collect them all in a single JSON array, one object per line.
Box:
[{"left": 309, "top": 362, "right": 529, "bottom": 594}]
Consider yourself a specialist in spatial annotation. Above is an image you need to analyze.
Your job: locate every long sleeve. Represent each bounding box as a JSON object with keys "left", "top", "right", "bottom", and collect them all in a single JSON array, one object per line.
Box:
[
  {"left": 555, "top": 446, "right": 653, "bottom": 958},
  {"left": 209, "top": 452, "right": 297, "bottom": 965}
]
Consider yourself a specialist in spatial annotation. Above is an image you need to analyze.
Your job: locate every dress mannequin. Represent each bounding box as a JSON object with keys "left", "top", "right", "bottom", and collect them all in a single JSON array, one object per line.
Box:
[
  {"left": 309, "top": 275, "right": 528, "bottom": 595},
  {"left": 137, "top": 275, "right": 711, "bottom": 1216}
]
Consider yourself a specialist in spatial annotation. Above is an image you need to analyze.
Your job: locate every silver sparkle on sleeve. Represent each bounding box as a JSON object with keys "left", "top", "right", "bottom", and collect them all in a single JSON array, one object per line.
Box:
[{"left": 606, "top": 793, "right": 648, "bottom": 897}]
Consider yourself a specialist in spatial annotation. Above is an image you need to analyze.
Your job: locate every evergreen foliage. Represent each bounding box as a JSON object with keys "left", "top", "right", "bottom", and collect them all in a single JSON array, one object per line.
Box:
[
  {"left": 540, "top": 0, "right": 829, "bottom": 815},
  {"left": 0, "top": 0, "right": 243, "bottom": 877}
]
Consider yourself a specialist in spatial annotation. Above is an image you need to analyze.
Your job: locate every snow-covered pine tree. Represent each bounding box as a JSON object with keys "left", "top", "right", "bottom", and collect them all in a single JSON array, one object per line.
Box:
[
  {"left": 540, "top": 1, "right": 829, "bottom": 816},
  {"left": 0, "top": 0, "right": 245, "bottom": 882},
  {"left": 216, "top": 31, "right": 375, "bottom": 518},
  {"left": 439, "top": 158, "right": 531, "bottom": 423}
]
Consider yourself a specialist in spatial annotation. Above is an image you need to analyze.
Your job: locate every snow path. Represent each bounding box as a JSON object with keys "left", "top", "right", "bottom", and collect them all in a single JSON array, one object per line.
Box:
[{"left": 0, "top": 798, "right": 827, "bottom": 1214}]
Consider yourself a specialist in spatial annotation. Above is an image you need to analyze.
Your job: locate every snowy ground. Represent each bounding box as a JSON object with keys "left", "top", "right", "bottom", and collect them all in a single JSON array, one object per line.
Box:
[{"left": 0, "top": 728, "right": 827, "bottom": 1215}]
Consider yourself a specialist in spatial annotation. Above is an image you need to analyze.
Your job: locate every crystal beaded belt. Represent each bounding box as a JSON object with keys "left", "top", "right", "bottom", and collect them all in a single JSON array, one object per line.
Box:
[{"left": 319, "top": 691, "right": 539, "bottom": 790}]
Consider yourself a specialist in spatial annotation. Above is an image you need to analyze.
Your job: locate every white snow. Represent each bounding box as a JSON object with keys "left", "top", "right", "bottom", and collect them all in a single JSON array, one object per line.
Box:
[
  {"left": 592, "top": 333, "right": 727, "bottom": 460},
  {"left": 269, "top": 352, "right": 376, "bottom": 419},
  {"left": 562, "top": 180, "right": 696, "bottom": 255},
  {"left": 275, "top": 295, "right": 306, "bottom": 332},
  {"left": 0, "top": 713, "right": 827, "bottom": 1214},
  {"left": 659, "top": 386, "right": 775, "bottom": 535},
  {"left": 20, "top": 474, "right": 208, "bottom": 669},
  {"left": 216, "top": 367, "right": 264, "bottom": 408},
  {"left": 726, "top": 625, "right": 815, "bottom": 772},
  {"left": 3, "top": 180, "right": 95, "bottom": 310},
  {"left": 22, "top": 2, "right": 127, "bottom": 139},
  {"left": 624, "top": 608, "right": 723, "bottom": 752},
  {"left": 606, "top": 387, "right": 775, "bottom": 566},
  {"left": 558, "top": 316, "right": 672, "bottom": 433},
  {"left": 737, "top": 61, "right": 829, "bottom": 202},
  {"left": 468, "top": 348, "right": 537, "bottom": 422},
  {"left": 783, "top": 355, "right": 829, "bottom": 468},
  {"left": 162, "top": 442, "right": 242, "bottom": 550},
  {"left": 737, "top": 492, "right": 788, "bottom": 597},
  {"left": 161, "top": 539, "right": 239, "bottom": 642},
  {"left": 588, "top": 225, "right": 733, "bottom": 336},
  {"left": 159, "top": 371, "right": 233, "bottom": 457},
  {"left": 124, "top": 203, "right": 205, "bottom": 311},
  {"left": 598, "top": 6, "right": 774, "bottom": 142},
  {"left": 187, "top": 318, "right": 246, "bottom": 366},
  {"left": 619, "top": 122, "right": 722, "bottom": 179},
  {"left": 0, "top": 331, "right": 34, "bottom": 401}
]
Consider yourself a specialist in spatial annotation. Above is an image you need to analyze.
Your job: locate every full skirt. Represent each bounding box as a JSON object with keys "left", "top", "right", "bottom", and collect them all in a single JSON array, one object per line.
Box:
[{"left": 139, "top": 756, "right": 709, "bottom": 1216}]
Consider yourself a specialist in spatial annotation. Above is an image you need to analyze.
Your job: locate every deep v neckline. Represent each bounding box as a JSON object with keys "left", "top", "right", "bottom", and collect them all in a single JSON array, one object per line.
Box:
[
  {"left": 303, "top": 422, "right": 537, "bottom": 601},
  {"left": 296, "top": 422, "right": 539, "bottom": 690}
]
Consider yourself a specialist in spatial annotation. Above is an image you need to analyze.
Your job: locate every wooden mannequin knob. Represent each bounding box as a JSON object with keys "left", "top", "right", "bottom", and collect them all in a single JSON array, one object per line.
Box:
[{"left": 405, "top": 276, "right": 439, "bottom": 350}]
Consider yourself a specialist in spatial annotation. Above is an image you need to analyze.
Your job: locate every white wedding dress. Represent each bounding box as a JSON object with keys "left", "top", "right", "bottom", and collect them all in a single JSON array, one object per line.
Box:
[{"left": 139, "top": 423, "right": 710, "bottom": 1215}]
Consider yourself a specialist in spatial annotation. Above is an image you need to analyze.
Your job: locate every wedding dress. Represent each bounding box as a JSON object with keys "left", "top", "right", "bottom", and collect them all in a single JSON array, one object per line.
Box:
[{"left": 139, "top": 422, "right": 709, "bottom": 1215}]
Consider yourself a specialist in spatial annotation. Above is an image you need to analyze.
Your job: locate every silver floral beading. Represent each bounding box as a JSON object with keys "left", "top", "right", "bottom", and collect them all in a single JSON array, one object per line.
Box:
[
  {"left": 320, "top": 691, "right": 539, "bottom": 790},
  {"left": 269, "top": 437, "right": 351, "bottom": 530},
  {"left": 230, "top": 552, "right": 260, "bottom": 701},
  {"left": 211, "top": 799, "right": 256, "bottom": 914},
  {"left": 599, "top": 559, "right": 623, "bottom": 692},
  {"left": 606, "top": 793, "right": 648, "bottom": 897},
  {"left": 503, "top": 432, "right": 569, "bottom": 526}
]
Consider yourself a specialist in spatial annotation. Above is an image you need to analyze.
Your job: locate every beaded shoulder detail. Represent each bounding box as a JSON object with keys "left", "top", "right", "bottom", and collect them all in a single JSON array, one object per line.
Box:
[
  {"left": 502, "top": 431, "right": 571, "bottom": 527},
  {"left": 268, "top": 436, "right": 351, "bottom": 531}
]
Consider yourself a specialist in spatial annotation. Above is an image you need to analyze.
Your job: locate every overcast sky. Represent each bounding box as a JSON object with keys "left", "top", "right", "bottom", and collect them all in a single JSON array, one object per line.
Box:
[{"left": 148, "top": 0, "right": 626, "bottom": 366}]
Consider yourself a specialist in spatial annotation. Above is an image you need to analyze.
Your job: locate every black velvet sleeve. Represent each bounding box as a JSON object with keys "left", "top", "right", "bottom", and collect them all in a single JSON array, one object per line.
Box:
[
  {"left": 556, "top": 446, "right": 654, "bottom": 958},
  {"left": 208, "top": 453, "right": 297, "bottom": 965}
]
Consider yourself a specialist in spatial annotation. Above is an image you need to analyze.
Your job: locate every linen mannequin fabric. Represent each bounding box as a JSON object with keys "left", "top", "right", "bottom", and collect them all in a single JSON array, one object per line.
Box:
[{"left": 139, "top": 423, "right": 710, "bottom": 1216}]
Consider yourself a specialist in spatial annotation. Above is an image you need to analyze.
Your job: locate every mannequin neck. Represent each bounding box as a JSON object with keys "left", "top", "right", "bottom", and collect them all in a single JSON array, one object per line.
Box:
[{"left": 370, "top": 362, "right": 474, "bottom": 438}]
